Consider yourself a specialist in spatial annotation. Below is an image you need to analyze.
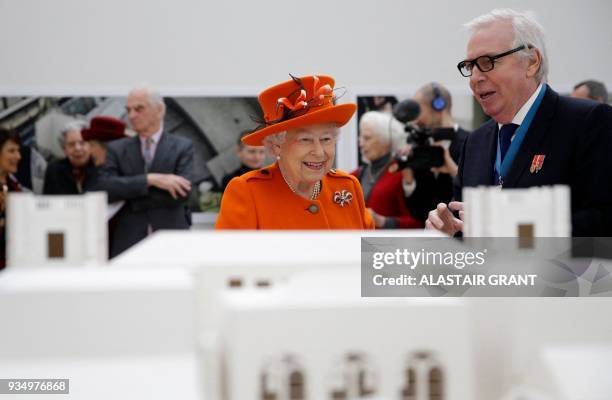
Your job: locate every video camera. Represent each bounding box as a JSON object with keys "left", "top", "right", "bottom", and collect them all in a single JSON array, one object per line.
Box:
[{"left": 392, "top": 99, "right": 455, "bottom": 170}]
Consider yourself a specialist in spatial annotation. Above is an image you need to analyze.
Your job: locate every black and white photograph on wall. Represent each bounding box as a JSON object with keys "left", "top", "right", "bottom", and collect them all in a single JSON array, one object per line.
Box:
[{"left": 0, "top": 95, "right": 267, "bottom": 212}]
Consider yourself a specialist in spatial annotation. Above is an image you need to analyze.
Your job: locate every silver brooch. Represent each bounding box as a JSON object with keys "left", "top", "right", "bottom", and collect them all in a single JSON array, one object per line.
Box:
[{"left": 333, "top": 190, "right": 353, "bottom": 207}]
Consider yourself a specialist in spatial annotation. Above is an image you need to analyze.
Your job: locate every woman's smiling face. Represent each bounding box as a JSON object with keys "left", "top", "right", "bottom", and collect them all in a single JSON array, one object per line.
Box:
[{"left": 276, "top": 123, "right": 339, "bottom": 187}]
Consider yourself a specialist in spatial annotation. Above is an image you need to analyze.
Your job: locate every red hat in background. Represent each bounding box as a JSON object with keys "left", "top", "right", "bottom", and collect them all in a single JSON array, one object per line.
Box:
[{"left": 82, "top": 116, "right": 127, "bottom": 142}]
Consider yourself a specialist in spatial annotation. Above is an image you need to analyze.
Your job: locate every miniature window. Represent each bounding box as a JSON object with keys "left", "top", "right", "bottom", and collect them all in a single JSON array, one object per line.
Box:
[
  {"left": 518, "top": 223, "right": 534, "bottom": 248},
  {"left": 47, "top": 232, "right": 65, "bottom": 259}
]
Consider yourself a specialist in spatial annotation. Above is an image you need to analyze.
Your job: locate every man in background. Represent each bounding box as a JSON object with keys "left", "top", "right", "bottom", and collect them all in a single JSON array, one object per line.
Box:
[
  {"left": 221, "top": 130, "right": 267, "bottom": 191},
  {"left": 98, "top": 85, "right": 194, "bottom": 257},
  {"left": 570, "top": 79, "right": 608, "bottom": 103},
  {"left": 403, "top": 82, "right": 470, "bottom": 221}
]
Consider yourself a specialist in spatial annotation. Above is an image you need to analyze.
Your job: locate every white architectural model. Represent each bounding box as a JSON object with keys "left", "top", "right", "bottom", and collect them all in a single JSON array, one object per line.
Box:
[
  {"left": 207, "top": 269, "right": 473, "bottom": 400},
  {"left": 7, "top": 192, "right": 108, "bottom": 267},
  {"left": 1, "top": 231, "right": 610, "bottom": 400},
  {"left": 462, "top": 185, "right": 570, "bottom": 237}
]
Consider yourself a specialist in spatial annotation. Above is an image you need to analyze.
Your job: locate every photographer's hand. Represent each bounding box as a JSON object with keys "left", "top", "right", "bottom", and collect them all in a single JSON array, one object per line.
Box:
[
  {"left": 430, "top": 142, "right": 458, "bottom": 177},
  {"left": 393, "top": 144, "right": 418, "bottom": 197},
  {"left": 401, "top": 167, "right": 414, "bottom": 185}
]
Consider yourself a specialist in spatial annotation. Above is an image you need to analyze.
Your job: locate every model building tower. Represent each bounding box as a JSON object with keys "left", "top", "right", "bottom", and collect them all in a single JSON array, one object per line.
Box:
[
  {"left": 462, "top": 185, "right": 570, "bottom": 237},
  {"left": 7, "top": 192, "right": 108, "bottom": 267}
]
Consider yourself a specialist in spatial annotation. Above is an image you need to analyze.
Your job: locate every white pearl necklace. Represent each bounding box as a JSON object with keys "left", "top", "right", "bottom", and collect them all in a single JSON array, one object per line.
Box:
[{"left": 280, "top": 170, "right": 321, "bottom": 200}]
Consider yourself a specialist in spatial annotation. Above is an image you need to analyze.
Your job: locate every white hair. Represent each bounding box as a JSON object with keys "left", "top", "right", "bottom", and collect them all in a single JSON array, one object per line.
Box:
[
  {"left": 58, "top": 120, "right": 87, "bottom": 147},
  {"left": 359, "top": 111, "right": 406, "bottom": 154},
  {"left": 128, "top": 83, "right": 166, "bottom": 115},
  {"left": 262, "top": 131, "right": 287, "bottom": 152},
  {"left": 262, "top": 125, "right": 341, "bottom": 153},
  {"left": 464, "top": 8, "right": 548, "bottom": 83}
]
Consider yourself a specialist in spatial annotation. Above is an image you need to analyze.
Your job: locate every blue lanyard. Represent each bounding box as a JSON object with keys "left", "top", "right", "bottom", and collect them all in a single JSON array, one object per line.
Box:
[{"left": 495, "top": 85, "right": 547, "bottom": 181}]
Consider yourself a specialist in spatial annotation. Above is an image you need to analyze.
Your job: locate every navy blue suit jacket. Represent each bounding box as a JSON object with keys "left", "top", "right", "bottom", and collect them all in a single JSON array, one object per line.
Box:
[{"left": 455, "top": 85, "right": 612, "bottom": 236}]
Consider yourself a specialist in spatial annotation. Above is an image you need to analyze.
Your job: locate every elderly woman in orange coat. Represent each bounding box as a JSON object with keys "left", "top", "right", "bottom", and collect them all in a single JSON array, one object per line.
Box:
[{"left": 216, "top": 75, "right": 374, "bottom": 229}]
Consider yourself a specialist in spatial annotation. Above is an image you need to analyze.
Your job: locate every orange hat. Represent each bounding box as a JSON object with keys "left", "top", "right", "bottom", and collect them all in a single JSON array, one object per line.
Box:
[
  {"left": 242, "top": 75, "right": 356, "bottom": 146},
  {"left": 82, "top": 116, "right": 127, "bottom": 142}
]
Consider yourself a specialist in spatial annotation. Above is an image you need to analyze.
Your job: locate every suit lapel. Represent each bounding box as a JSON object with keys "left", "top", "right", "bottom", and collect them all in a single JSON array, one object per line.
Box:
[
  {"left": 470, "top": 121, "right": 498, "bottom": 186},
  {"left": 126, "top": 136, "right": 146, "bottom": 174},
  {"left": 504, "top": 85, "right": 558, "bottom": 187},
  {"left": 149, "top": 131, "right": 172, "bottom": 172}
]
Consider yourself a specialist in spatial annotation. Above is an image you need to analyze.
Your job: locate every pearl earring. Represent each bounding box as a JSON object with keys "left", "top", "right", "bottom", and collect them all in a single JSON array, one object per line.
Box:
[{"left": 276, "top": 155, "right": 281, "bottom": 160}]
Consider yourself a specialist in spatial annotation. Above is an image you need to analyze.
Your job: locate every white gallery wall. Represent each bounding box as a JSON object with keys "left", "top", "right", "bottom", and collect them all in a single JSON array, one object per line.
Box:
[
  {"left": 0, "top": 0, "right": 610, "bottom": 169},
  {"left": 1, "top": 0, "right": 610, "bottom": 95}
]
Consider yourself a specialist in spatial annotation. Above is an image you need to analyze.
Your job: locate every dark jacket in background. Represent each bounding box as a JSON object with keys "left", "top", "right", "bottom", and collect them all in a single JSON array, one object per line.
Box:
[
  {"left": 406, "top": 127, "right": 470, "bottom": 222},
  {"left": 221, "top": 164, "right": 253, "bottom": 192},
  {"left": 1, "top": 175, "right": 23, "bottom": 270},
  {"left": 43, "top": 158, "right": 98, "bottom": 195}
]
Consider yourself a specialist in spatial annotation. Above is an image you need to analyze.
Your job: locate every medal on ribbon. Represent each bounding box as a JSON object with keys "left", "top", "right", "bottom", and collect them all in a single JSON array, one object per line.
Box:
[{"left": 530, "top": 154, "right": 545, "bottom": 173}]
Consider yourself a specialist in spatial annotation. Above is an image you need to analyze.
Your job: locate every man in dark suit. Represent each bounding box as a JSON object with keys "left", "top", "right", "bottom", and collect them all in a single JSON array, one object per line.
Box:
[
  {"left": 98, "top": 86, "right": 194, "bottom": 257},
  {"left": 43, "top": 121, "right": 98, "bottom": 195},
  {"left": 426, "top": 9, "right": 612, "bottom": 237}
]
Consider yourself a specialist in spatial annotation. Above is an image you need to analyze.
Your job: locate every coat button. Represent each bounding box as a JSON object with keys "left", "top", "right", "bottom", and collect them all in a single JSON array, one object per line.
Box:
[{"left": 307, "top": 204, "right": 319, "bottom": 214}]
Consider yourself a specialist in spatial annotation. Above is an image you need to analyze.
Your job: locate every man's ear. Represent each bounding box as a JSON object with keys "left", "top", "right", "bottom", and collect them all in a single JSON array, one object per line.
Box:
[
  {"left": 157, "top": 102, "right": 166, "bottom": 117},
  {"left": 526, "top": 48, "right": 542, "bottom": 79}
]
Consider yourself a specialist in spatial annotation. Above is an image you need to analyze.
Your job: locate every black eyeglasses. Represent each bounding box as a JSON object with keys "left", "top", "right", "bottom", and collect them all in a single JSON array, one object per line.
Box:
[{"left": 457, "top": 45, "right": 532, "bottom": 77}]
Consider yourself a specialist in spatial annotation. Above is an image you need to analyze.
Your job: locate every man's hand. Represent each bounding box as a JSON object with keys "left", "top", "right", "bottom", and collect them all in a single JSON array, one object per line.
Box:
[
  {"left": 147, "top": 173, "right": 192, "bottom": 199},
  {"left": 395, "top": 144, "right": 416, "bottom": 188},
  {"left": 401, "top": 167, "right": 414, "bottom": 185},
  {"left": 430, "top": 142, "right": 458, "bottom": 177},
  {"left": 425, "top": 201, "right": 465, "bottom": 236},
  {"left": 367, "top": 208, "right": 387, "bottom": 228}
]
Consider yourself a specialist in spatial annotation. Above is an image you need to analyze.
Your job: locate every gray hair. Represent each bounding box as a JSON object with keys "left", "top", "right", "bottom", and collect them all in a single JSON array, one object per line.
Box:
[
  {"left": 574, "top": 80, "right": 609, "bottom": 103},
  {"left": 359, "top": 111, "right": 406, "bottom": 153},
  {"left": 58, "top": 120, "right": 87, "bottom": 148},
  {"left": 129, "top": 84, "right": 166, "bottom": 114},
  {"left": 262, "top": 126, "right": 341, "bottom": 153},
  {"left": 464, "top": 8, "right": 548, "bottom": 83},
  {"left": 262, "top": 131, "right": 287, "bottom": 153}
]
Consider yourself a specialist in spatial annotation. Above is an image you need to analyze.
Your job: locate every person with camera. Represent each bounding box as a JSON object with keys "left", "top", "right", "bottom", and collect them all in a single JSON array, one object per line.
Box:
[
  {"left": 400, "top": 82, "right": 470, "bottom": 222},
  {"left": 352, "top": 111, "right": 422, "bottom": 229}
]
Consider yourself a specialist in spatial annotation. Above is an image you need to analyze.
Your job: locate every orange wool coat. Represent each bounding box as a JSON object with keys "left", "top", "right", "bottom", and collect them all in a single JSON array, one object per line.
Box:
[{"left": 215, "top": 163, "right": 375, "bottom": 230}]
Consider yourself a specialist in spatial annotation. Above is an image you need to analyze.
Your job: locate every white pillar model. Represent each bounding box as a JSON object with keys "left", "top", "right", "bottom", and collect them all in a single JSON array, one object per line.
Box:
[
  {"left": 7, "top": 192, "right": 108, "bottom": 267},
  {"left": 462, "top": 185, "right": 571, "bottom": 237}
]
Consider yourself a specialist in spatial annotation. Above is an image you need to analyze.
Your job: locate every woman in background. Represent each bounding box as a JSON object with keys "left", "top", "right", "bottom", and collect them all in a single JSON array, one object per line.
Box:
[
  {"left": 0, "top": 128, "right": 23, "bottom": 269},
  {"left": 353, "top": 111, "right": 422, "bottom": 229},
  {"left": 81, "top": 115, "right": 127, "bottom": 167}
]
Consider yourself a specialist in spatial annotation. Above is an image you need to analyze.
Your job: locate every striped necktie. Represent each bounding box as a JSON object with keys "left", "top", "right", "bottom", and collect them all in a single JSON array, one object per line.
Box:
[{"left": 143, "top": 137, "right": 154, "bottom": 170}]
